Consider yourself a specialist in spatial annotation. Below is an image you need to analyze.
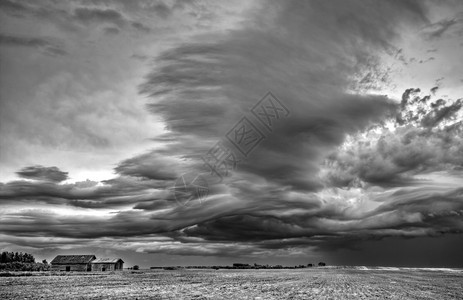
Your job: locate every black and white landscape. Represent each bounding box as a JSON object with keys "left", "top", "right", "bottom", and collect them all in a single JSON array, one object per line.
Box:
[{"left": 1, "top": 0, "right": 462, "bottom": 299}]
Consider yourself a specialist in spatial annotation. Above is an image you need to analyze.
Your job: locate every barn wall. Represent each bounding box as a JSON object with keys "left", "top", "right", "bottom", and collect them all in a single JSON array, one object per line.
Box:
[
  {"left": 92, "top": 263, "right": 116, "bottom": 271},
  {"left": 51, "top": 264, "right": 90, "bottom": 271}
]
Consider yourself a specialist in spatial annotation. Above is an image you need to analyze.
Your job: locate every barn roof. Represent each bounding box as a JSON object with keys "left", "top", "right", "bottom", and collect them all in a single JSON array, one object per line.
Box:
[
  {"left": 51, "top": 255, "right": 96, "bottom": 264},
  {"left": 91, "top": 258, "right": 124, "bottom": 264}
]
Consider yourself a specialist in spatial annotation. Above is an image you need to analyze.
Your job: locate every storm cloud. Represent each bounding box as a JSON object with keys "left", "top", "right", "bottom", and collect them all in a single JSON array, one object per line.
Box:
[
  {"left": 16, "top": 165, "right": 69, "bottom": 182},
  {"left": 1, "top": 0, "right": 462, "bottom": 267},
  {"left": 0, "top": 34, "right": 67, "bottom": 56}
]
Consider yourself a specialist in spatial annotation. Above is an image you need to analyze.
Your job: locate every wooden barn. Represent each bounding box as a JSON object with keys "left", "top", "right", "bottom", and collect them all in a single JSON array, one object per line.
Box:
[
  {"left": 50, "top": 255, "right": 96, "bottom": 272},
  {"left": 91, "top": 258, "right": 124, "bottom": 271}
]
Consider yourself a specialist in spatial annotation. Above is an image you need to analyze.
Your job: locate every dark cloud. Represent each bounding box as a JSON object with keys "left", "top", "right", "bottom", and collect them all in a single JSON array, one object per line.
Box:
[
  {"left": 421, "top": 99, "right": 462, "bottom": 128},
  {"left": 78, "top": 0, "right": 174, "bottom": 18},
  {"left": 0, "top": 173, "right": 170, "bottom": 210},
  {"left": 0, "top": 1, "right": 152, "bottom": 34},
  {"left": 131, "top": 53, "right": 148, "bottom": 61},
  {"left": 0, "top": 34, "right": 67, "bottom": 56},
  {"left": 73, "top": 7, "right": 126, "bottom": 27},
  {"left": 103, "top": 27, "right": 120, "bottom": 35},
  {"left": 151, "top": 2, "right": 172, "bottom": 18},
  {"left": 0, "top": 0, "right": 28, "bottom": 16},
  {"left": 16, "top": 165, "right": 69, "bottom": 182},
  {"left": 422, "top": 18, "right": 458, "bottom": 39},
  {"left": 0, "top": 1, "right": 79, "bottom": 32},
  {"left": 114, "top": 152, "right": 181, "bottom": 181},
  {"left": 419, "top": 57, "right": 435, "bottom": 64},
  {"left": 2, "top": 175, "right": 461, "bottom": 262},
  {"left": 131, "top": 21, "right": 151, "bottom": 33},
  {"left": 133, "top": 199, "right": 171, "bottom": 211},
  {"left": 71, "top": 5, "right": 152, "bottom": 31}
]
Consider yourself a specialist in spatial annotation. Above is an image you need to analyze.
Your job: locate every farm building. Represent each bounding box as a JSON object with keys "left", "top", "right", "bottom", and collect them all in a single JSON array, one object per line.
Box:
[
  {"left": 50, "top": 255, "right": 96, "bottom": 272},
  {"left": 91, "top": 258, "right": 124, "bottom": 271}
]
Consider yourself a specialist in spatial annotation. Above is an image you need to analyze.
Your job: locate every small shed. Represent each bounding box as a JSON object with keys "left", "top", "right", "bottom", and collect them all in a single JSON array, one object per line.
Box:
[
  {"left": 91, "top": 258, "right": 124, "bottom": 271},
  {"left": 50, "top": 255, "right": 96, "bottom": 272}
]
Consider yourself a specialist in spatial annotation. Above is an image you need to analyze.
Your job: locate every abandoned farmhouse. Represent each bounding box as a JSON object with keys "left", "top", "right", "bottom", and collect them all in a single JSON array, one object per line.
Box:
[
  {"left": 50, "top": 255, "right": 124, "bottom": 272},
  {"left": 91, "top": 258, "right": 124, "bottom": 271}
]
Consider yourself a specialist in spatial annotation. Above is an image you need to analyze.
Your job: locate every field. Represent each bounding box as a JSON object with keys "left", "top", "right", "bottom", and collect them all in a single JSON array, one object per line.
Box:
[{"left": 1, "top": 267, "right": 462, "bottom": 299}]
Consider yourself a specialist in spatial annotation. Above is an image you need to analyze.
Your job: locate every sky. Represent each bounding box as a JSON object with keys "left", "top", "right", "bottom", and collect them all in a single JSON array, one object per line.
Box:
[{"left": 0, "top": 0, "right": 462, "bottom": 268}]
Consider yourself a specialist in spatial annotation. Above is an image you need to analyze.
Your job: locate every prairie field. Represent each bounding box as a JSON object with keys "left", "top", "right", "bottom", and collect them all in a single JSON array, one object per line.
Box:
[{"left": 1, "top": 267, "right": 462, "bottom": 299}]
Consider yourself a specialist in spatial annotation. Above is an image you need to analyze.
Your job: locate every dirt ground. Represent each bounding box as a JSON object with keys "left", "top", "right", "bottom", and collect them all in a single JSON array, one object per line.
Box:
[{"left": 1, "top": 268, "right": 462, "bottom": 299}]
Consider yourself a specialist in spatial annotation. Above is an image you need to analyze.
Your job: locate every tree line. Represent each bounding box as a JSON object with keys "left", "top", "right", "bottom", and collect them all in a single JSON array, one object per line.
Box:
[
  {"left": 0, "top": 251, "right": 49, "bottom": 271},
  {"left": 1, "top": 251, "right": 36, "bottom": 263}
]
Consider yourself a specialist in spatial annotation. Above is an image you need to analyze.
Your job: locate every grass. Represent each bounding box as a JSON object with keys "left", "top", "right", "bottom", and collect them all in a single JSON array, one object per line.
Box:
[{"left": 1, "top": 267, "right": 462, "bottom": 299}]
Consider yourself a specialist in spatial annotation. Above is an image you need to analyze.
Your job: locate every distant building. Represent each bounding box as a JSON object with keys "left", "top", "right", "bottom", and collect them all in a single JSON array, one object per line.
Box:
[
  {"left": 91, "top": 258, "right": 124, "bottom": 271},
  {"left": 50, "top": 255, "right": 96, "bottom": 272}
]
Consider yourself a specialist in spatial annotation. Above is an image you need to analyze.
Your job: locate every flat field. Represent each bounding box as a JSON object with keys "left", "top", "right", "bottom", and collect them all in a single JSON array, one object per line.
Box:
[{"left": 1, "top": 267, "right": 462, "bottom": 299}]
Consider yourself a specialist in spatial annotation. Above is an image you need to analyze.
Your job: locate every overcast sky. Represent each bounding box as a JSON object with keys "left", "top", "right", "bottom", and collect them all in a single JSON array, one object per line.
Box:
[{"left": 1, "top": 0, "right": 462, "bottom": 268}]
